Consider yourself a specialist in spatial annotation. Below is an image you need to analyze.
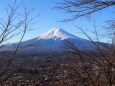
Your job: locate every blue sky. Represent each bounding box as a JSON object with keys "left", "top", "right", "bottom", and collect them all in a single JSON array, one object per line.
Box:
[{"left": 0, "top": 0, "right": 115, "bottom": 43}]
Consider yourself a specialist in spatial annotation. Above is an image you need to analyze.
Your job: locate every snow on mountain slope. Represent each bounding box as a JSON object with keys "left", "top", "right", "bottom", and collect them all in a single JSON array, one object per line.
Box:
[
  {"left": 38, "top": 28, "right": 77, "bottom": 40},
  {"left": 0, "top": 28, "right": 96, "bottom": 54}
]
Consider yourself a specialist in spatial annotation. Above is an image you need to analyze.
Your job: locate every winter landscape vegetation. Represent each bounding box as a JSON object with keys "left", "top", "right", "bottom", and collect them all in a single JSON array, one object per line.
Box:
[{"left": 0, "top": 0, "right": 115, "bottom": 86}]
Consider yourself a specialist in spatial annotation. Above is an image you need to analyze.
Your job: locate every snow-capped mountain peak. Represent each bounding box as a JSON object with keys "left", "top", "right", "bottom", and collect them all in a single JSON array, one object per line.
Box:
[
  {"left": 38, "top": 28, "right": 77, "bottom": 40},
  {"left": 1, "top": 27, "right": 98, "bottom": 55}
]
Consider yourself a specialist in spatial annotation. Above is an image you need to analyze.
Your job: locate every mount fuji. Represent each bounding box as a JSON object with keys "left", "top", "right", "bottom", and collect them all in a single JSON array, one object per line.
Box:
[{"left": 1, "top": 28, "right": 96, "bottom": 55}]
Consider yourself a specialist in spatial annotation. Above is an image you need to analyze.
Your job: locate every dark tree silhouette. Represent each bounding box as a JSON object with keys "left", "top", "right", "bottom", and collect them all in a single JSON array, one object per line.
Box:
[
  {"left": 53, "top": 1, "right": 115, "bottom": 85},
  {"left": 56, "top": 0, "right": 115, "bottom": 22},
  {"left": 0, "top": 1, "right": 38, "bottom": 85}
]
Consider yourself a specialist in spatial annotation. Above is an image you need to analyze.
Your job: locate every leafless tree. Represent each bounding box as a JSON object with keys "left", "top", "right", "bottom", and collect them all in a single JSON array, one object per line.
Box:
[
  {"left": 55, "top": 0, "right": 115, "bottom": 44},
  {"left": 105, "top": 20, "right": 115, "bottom": 45},
  {"left": 54, "top": 25, "right": 114, "bottom": 86},
  {"left": 53, "top": 1, "right": 115, "bottom": 86},
  {"left": 55, "top": 0, "right": 115, "bottom": 22},
  {"left": 0, "top": 1, "right": 38, "bottom": 85}
]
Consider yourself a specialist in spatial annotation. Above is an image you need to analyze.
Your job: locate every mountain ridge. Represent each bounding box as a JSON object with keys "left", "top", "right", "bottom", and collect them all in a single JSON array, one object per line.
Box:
[{"left": 0, "top": 28, "right": 96, "bottom": 55}]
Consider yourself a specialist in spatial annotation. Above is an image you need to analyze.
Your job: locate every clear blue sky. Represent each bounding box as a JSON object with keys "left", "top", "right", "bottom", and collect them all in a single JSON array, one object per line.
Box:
[{"left": 0, "top": 0, "right": 115, "bottom": 43}]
